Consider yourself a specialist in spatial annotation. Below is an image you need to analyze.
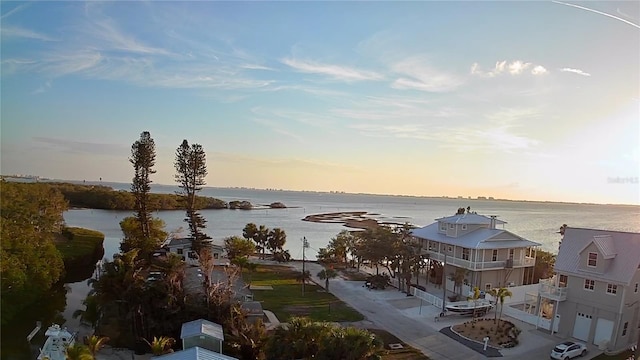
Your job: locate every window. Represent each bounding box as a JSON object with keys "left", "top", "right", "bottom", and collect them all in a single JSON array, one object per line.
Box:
[
  {"left": 606, "top": 283, "right": 618, "bottom": 295},
  {"left": 449, "top": 224, "right": 454, "bottom": 229},
  {"left": 635, "top": 283, "right": 638, "bottom": 293},
  {"left": 177, "top": 248, "right": 184, "bottom": 255},
  {"left": 440, "top": 223, "right": 446, "bottom": 231},
  {"left": 492, "top": 250, "right": 498, "bottom": 261},
  {"left": 584, "top": 279, "right": 595, "bottom": 291},
  {"left": 622, "top": 322, "right": 628, "bottom": 336},
  {"left": 461, "top": 224, "right": 467, "bottom": 230},
  {"left": 509, "top": 249, "right": 514, "bottom": 260},
  {"left": 462, "top": 248, "right": 470, "bottom": 261},
  {"left": 485, "top": 283, "right": 492, "bottom": 291},
  {"left": 588, "top": 252, "right": 598, "bottom": 267},
  {"left": 448, "top": 246, "right": 453, "bottom": 252},
  {"left": 559, "top": 275, "right": 568, "bottom": 287}
]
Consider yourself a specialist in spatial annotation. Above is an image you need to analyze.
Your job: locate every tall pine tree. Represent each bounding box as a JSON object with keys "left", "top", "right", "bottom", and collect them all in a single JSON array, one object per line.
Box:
[
  {"left": 130, "top": 131, "right": 156, "bottom": 239},
  {"left": 174, "top": 139, "right": 210, "bottom": 253}
]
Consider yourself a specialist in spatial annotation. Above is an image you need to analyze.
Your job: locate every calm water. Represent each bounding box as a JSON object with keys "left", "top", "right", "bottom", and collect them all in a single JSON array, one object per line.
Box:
[{"left": 3, "top": 185, "right": 639, "bottom": 359}]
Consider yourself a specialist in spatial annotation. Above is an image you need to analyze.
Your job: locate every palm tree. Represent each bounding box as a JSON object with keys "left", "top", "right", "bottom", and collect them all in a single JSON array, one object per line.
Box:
[
  {"left": 317, "top": 268, "right": 338, "bottom": 291},
  {"left": 85, "top": 335, "right": 110, "bottom": 358},
  {"left": 143, "top": 336, "right": 176, "bottom": 356},
  {"left": 64, "top": 343, "right": 93, "bottom": 360},
  {"left": 318, "top": 327, "right": 382, "bottom": 360},
  {"left": 496, "top": 287, "right": 513, "bottom": 327},
  {"left": 487, "top": 288, "right": 500, "bottom": 323},
  {"left": 467, "top": 286, "right": 481, "bottom": 321},
  {"left": 267, "top": 228, "right": 287, "bottom": 256},
  {"left": 449, "top": 268, "right": 468, "bottom": 298},
  {"left": 256, "top": 225, "right": 270, "bottom": 259}
]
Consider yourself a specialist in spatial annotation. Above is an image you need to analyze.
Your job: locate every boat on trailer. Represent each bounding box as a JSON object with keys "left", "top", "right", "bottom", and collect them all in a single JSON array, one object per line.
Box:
[
  {"left": 444, "top": 299, "right": 494, "bottom": 316},
  {"left": 37, "top": 324, "right": 76, "bottom": 360}
]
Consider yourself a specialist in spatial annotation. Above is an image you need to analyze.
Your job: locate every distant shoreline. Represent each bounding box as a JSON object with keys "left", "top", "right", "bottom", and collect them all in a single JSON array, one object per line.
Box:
[{"left": 3, "top": 176, "right": 638, "bottom": 207}]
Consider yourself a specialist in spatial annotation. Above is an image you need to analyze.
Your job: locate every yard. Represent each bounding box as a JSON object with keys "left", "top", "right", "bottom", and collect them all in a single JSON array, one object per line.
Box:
[
  {"left": 367, "top": 328, "right": 430, "bottom": 360},
  {"left": 249, "top": 264, "right": 364, "bottom": 322}
]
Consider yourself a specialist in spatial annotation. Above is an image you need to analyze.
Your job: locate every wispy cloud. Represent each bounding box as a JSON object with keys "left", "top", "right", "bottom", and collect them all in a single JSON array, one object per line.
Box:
[
  {"left": 560, "top": 67, "right": 591, "bottom": 77},
  {"left": 241, "top": 64, "right": 275, "bottom": 71},
  {"left": 1, "top": 26, "right": 59, "bottom": 41},
  {"left": 251, "top": 117, "right": 304, "bottom": 142},
  {"left": 1, "top": 3, "right": 30, "bottom": 19},
  {"left": 251, "top": 107, "right": 336, "bottom": 128},
  {"left": 553, "top": 1, "right": 640, "bottom": 30},
  {"left": 33, "top": 137, "right": 126, "bottom": 155},
  {"left": 390, "top": 56, "right": 463, "bottom": 92},
  {"left": 471, "top": 60, "right": 547, "bottom": 77},
  {"left": 281, "top": 57, "right": 383, "bottom": 82},
  {"left": 87, "top": 18, "right": 172, "bottom": 55}
]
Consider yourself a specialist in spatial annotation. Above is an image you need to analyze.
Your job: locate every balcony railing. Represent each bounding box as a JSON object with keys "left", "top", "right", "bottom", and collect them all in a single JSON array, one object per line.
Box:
[
  {"left": 538, "top": 278, "right": 567, "bottom": 301},
  {"left": 424, "top": 251, "right": 536, "bottom": 271}
]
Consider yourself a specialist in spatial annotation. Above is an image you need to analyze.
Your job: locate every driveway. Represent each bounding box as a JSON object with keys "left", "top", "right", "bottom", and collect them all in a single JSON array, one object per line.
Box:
[{"left": 283, "top": 260, "right": 604, "bottom": 360}]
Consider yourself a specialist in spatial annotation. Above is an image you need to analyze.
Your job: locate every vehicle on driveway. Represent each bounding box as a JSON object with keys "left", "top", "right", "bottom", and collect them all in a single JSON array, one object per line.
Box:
[{"left": 550, "top": 341, "right": 587, "bottom": 360}]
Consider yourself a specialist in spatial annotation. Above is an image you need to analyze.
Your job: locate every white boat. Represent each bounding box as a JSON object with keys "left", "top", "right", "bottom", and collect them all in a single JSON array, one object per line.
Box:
[
  {"left": 37, "top": 324, "right": 76, "bottom": 360},
  {"left": 445, "top": 299, "right": 494, "bottom": 316}
]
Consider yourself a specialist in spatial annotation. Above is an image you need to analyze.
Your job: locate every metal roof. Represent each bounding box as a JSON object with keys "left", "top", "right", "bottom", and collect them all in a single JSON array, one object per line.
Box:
[
  {"left": 155, "top": 347, "right": 238, "bottom": 360},
  {"left": 435, "top": 213, "right": 507, "bottom": 225},
  {"left": 167, "top": 238, "right": 193, "bottom": 247},
  {"left": 181, "top": 319, "right": 224, "bottom": 341},
  {"left": 410, "top": 222, "right": 540, "bottom": 249},
  {"left": 555, "top": 227, "right": 640, "bottom": 285}
]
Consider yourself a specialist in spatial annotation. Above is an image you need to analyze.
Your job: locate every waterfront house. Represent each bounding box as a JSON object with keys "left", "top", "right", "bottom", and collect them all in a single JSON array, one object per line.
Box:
[
  {"left": 164, "top": 238, "right": 226, "bottom": 264},
  {"left": 180, "top": 319, "right": 225, "bottom": 353},
  {"left": 546, "top": 227, "right": 640, "bottom": 353},
  {"left": 411, "top": 213, "right": 540, "bottom": 296}
]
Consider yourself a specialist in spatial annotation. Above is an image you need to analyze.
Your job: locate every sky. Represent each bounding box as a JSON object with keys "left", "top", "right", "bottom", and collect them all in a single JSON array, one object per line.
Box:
[{"left": 1, "top": 1, "right": 639, "bottom": 205}]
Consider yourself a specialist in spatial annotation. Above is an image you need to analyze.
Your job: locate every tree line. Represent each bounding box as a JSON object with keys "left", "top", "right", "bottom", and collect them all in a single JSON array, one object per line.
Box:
[{"left": 48, "top": 182, "right": 227, "bottom": 210}]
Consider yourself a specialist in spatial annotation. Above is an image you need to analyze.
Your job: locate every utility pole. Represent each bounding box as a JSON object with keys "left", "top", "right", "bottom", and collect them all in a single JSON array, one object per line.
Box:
[
  {"left": 302, "top": 236, "right": 309, "bottom": 296},
  {"left": 441, "top": 252, "right": 447, "bottom": 316}
]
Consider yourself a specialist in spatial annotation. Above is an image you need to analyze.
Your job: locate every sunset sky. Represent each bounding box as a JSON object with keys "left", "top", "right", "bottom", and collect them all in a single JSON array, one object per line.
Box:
[{"left": 1, "top": 1, "right": 639, "bottom": 205}]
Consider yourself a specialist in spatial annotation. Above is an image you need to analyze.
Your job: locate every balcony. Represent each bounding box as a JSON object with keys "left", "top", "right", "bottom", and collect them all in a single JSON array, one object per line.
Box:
[
  {"left": 538, "top": 278, "right": 567, "bottom": 301},
  {"left": 424, "top": 250, "right": 536, "bottom": 271}
]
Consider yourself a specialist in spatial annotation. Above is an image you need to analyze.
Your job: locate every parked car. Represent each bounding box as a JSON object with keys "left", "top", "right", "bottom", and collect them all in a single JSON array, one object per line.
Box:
[{"left": 550, "top": 341, "right": 587, "bottom": 360}]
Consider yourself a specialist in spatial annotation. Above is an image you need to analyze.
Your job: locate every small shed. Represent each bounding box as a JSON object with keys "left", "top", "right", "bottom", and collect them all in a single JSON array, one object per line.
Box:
[
  {"left": 155, "top": 346, "right": 238, "bottom": 360},
  {"left": 180, "top": 319, "right": 224, "bottom": 353}
]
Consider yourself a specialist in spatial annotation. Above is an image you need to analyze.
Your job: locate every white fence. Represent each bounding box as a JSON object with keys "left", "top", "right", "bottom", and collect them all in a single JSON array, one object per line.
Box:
[{"left": 411, "top": 287, "right": 443, "bottom": 308}]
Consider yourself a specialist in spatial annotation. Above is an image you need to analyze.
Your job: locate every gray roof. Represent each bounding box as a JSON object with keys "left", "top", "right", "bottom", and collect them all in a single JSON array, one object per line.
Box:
[
  {"left": 155, "top": 347, "right": 238, "bottom": 360},
  {"left": 435, "top": 213, "right": 507, "bottom": 225},
  {"left": 411, "top": 222, "right": 540, "bottom": 249},
  {"left": 181, "top": 319, "right": 224, "bottom": 341},
  {"left": 240, "top": 301, "right": 264, "bottom": 316},
  {"left": 167, "top": 238, "right": 193, "bottom": 248},
  {"left": 555, "top": 227, "right": 640, "bottom": 285}
]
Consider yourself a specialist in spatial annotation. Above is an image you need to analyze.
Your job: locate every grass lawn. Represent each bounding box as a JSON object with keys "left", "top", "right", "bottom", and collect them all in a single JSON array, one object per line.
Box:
[
  {"left": 367, "top": 329, "right": 430, "bottom": 360},
  {"left": 249, "top": 264, "right": 364, "bottom": 322},
  {"left": 592, "top": 350, "right": 635, "bottom": 359}
]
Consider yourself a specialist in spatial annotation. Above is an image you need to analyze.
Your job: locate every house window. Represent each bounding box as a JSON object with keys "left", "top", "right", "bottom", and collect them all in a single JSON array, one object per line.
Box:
[
  {"left": 588, "top": 252, "right": 597, "bottom": 267},
  {"left": 449, "top": 224, "right": 454, "bottom": 229},
  {"left": 606, "top": 284, "right": 618, "bottom": 295},
  {"left": 559, "top": 275, "right": 568, "bottom": 287},
  {"left": 440, "top": 223, "right": 446, "bottom": 231},
  {"left": 485, "top": 283, "right": 492, "bottom": 291},
  {"left": 584, "top": 279, "right": 595, "bottom": 291},
  {"left": 509, "top": 249, "right": 514, "bottom": 260},
  {"left": 622, "top": 322, "right": 628, "bottom": 336},
  {"left": 448, "top": 246, "right": 453, "bottom": 252},
  {"left": 492, "top": 250, "right": 498, "bottom": 261},
  {"left": 461, "top": 224, "right": 467, "bottom": 230},
  {"left": 635, "top": 283, "right": 638, "bottom": 293},
  {"left": 462, "top": 248, "right": 470, "bottom": 261},
  {"left": 177, "top": 248, "right": 184, "bottom": 255}
]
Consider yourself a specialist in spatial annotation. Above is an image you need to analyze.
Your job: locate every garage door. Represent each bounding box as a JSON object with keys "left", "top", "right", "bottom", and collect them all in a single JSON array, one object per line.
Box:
[
  {"left": 594, "top": 318, "right": 614, "bottom": 346},
  {"left": 573, "top": 312, "right": 592, "bottom": 341}
]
